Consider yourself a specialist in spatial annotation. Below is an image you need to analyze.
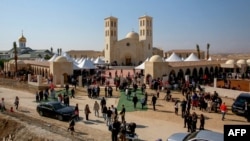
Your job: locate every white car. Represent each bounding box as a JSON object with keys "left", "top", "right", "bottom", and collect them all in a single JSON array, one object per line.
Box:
[{"left": 167, "top": 130, "right": 223, "bottom": 141}]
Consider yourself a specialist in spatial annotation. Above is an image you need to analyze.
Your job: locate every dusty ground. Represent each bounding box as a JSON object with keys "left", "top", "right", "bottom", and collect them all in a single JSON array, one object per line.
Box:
[{"left": 0, "top": 79, "right": 250, "bottom": 141}]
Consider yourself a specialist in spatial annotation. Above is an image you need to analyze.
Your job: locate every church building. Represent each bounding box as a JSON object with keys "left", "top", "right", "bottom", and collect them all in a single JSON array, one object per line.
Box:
[{"left": 104, "top": 15, "right": 153, "bottom": 66}]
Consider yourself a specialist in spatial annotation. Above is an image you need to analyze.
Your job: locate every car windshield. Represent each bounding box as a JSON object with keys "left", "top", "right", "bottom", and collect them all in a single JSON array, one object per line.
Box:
[
  {"left": 184, "top": 132, "right": 199, "bottom": 141},
  {"left": 236, "top": 97, "right": 250, "bottom": 105},
  {"left": 52, "top": 103, "right": 66, "bottom": 110}
]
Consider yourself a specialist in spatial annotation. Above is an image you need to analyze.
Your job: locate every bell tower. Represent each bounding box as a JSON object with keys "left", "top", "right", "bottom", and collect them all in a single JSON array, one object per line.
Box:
[
  {"left": 139, "top": 15, "right": 153, "bottom": 58},
  {"left": 104, "top": 16, "right": 118, "bottom": 64}
]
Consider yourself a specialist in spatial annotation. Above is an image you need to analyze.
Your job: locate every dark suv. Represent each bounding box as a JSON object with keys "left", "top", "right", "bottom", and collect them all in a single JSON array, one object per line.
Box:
[{"left": 232, "top": 93, "right": 250, "bottom": 121}]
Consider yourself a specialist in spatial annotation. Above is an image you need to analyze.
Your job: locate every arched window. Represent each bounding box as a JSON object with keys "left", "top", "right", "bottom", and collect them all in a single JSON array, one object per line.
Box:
[
  {"left": 148, "top": 44, "right": 150, "bottom": 50},
  {"left": 106, "top": 44, "right": 108, "bottom": 50}
]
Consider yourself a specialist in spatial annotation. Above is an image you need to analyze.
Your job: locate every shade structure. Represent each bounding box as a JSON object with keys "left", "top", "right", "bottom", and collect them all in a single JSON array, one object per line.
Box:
[
  {"left": 134, "top": 57, "right": 149, "bottom": 69},
  {"left": 94, "top": 57, "right": 105, "bottom": 65},
  {"left": 165, "top": 52, "right": 182, "bottom": 62},
  {"left": 77, "top": 59, "right": 96, "bottom": 69},
  {"left": 184, "top": 53, "right": 200, "bottom": 61}
]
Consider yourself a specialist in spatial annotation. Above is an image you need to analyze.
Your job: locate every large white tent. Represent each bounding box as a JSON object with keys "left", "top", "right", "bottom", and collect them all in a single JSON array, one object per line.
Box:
[
  {"left": 94, "top": 57, "right": 105, "bottom": 65},
  {"left": 165, "top": 52, "right": 182, "bottom": 62},
  {"left": 134, "top": 57, "right": 149, "bottom": 69},
  {"left": 184, "top": 53, "right": 200, "bottom": 61},
  {"left": 77, "top": 59, "right": 96, "bottom": 69}
]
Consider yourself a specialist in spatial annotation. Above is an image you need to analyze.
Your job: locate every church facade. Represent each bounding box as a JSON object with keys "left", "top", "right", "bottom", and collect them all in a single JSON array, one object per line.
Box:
[{"left": 104, "top": 15, "right": 153, "bottom": 66}]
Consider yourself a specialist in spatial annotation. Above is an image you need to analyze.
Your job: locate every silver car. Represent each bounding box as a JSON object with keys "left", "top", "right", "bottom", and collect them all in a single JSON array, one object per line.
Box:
[{"left": 167, "top": 130, "right": 223, "bottom": 141}]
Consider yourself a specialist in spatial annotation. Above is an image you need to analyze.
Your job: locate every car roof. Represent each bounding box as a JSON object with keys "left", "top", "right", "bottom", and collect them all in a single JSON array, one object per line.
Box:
[
  {"left": 192, "top": 130, "right": 223, "bottom": 141},
  {"left": 238, "top": 93, "right": 250, "bottom": 98},
  {"left": 40, "top": 101, "right": 61, "bottom": 105}
]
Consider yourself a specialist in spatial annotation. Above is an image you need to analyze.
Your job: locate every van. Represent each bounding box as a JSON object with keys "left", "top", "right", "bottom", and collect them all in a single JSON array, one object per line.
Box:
[{"left": 232, "top": 93, "right": 250, "bottom": 121}]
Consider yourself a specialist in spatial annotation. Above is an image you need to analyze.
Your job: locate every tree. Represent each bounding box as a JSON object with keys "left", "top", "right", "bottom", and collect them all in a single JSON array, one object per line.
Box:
[
  {"left": 57, "top": 48, "right": 59, "bottom": 55},
  {"left": 13, "top": 42, "right": 18, "bottom": 76},
  {"left": 196, "top": 44, "right": 200, "bottom": 59},
  {"left": 207, "top": 43, "right": 210, "bottom": 60}
]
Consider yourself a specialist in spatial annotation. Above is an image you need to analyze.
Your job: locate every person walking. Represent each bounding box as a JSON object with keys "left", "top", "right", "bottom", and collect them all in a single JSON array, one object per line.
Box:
[
  {"left": 67, "top": 116, "right": 75, "bottom": 135},
  {"left": 71, "top": 88, "right": 75, "bottom": 98},
  {"left": 174, "top": 100, "right": 179, "bottom": 115},
  {"left": 132, "top": 94, "right": 138, "bottom": 109},
  {"left": 74, "top": 103, "right": 79, "bottom": 121},
  {"left": 199, "top": 114, "right": 205, "bottom": 130},
  {"left": 152, "top": 94, "right": 157, "bottom": 111},
  {"left": 119, "top": 104, "right": 126, "bottom": 123},
  {"left": 14, "top": 96, "right": 19, "bottom": 110},
  {"left": 93, "top": 101, "right": 100, "bottom": 117},
  {"left": 84, "top": 104, "right": 91, "bottom": 120},
  {"left": 1, "top": 98, "right": 6, "bottom": 112},
  {"left": 106, "top": 107, "right": 113, "bottom": 126},
  {"left": 100, "top": 97, "right": 106, "bottom": 110},
  {"left": 220, "top": 102, "right": 227, "bottom": 120},
  {"left": 111, "top": 119, "right": 121, "bottom": 141},
  {"left": 102, "top": 104, "right": 108, "bottom": 120}
]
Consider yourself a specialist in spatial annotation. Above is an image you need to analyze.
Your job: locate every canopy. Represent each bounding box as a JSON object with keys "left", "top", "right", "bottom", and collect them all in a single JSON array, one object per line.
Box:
[
  {"left": 165, "top": 52, "right": 182, "bottom": 62},
  {"left": 134, "top": 57, "right": 149, "bottom": 69},
  {"left": 77, "top": 59, "right": 96, "bottom": 69},
  {"left": 184, "top": 53, "right": 200, "bottom": 61},
  {"left": 94, "top": 57, "right": 105, "bottom": 65}
]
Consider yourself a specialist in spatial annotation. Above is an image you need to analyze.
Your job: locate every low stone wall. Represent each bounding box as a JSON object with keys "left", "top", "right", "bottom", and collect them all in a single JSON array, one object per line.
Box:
[
  {"left": 0, "top": 78, "right": 41, "bottom": 93},
  {"left": 203, "top": 85, "right": 249, "bottom": 99}
]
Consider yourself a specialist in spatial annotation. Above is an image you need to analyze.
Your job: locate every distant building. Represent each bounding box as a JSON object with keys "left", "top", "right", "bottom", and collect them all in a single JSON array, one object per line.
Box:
[{"left": 0, "top": 32, "right": 53, "bottom": 60}]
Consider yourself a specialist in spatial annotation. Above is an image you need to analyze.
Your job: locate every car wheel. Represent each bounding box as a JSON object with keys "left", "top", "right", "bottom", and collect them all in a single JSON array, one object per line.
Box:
[
  {"left": 39, "top": 111, "right": 44, "bottom": 116},
  {"left": 57, "top": 115, "right": 63, "bottom": 121}
]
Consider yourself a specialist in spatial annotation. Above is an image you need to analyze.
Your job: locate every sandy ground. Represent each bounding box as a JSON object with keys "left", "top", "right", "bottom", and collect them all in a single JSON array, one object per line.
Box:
[{"left": 0, "top": 85, "right": 250, "bottom": 141}]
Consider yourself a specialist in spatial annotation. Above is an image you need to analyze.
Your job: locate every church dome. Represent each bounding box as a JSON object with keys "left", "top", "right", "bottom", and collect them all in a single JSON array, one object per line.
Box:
[
  {"left": 54, "top": 56, "right": 68, "bottom": 62},
  {"left": 126, "top": 31, "right": 139, "bottom": 40},
  {"left": 19, "top": 35, "right": 27, "bottom": 42},
  {"left": 149, "top": 55, "right": 163, "bottom": 62}
]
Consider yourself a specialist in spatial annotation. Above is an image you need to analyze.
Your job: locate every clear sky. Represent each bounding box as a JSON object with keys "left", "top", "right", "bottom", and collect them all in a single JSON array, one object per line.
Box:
[{"left": 1, "top": 0, "right": 250, "bottom": 54}]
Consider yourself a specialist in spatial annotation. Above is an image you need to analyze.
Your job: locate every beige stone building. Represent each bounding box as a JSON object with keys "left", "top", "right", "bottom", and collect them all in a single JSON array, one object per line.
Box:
[
  {"left": 104, "top": 15, "right": 153, "bottom": 66},
  {"left": 66, "top": 50, "right": 103, "bottom": 59}
]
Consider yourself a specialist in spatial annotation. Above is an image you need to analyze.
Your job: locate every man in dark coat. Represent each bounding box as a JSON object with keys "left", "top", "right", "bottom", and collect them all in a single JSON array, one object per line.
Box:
[
  {"left": 152, "top": 94, "right": 157, "bottom": 111},
  {"left": 132, "top": 94, "right": 138, "bottom": 109}
]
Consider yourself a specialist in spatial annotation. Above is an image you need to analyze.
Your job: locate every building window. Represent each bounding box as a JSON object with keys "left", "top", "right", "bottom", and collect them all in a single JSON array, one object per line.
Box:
[
  {"left": 140, "top": 30, "right": 142, "bottom": 36},
  {"left": 147, "top": 20, "right": 149, "bottom": 26},
  {"left": 147, "top": 30, "right": 149, "bottom": 36},
  {"left": 148, "top": 44, "right": 150, "bottom": 50},
  {"left": 143, "top": 20, "right": 145, "bottom": 26},
  {"left": 143, "top": 30, "right": 145, "bottom": 36},
  {"left": 114, "top": 30, "right": 116, "bottom": 36},
  {"left": 111, "top": 21, "right": 113, "bottom": 27},
  {"left": 111, "top": 30, "right": 113, "bottom": 36},
  {"left": 126, "top": 42, "right": 130, "bottom": 46},
  {"left": 114, "top": 22, "right": 116, "bottom": 27},
  {"left": 106, "top": 44, "right": 108, "bottom": 50},
  {"left": 140, "top": 21, "right": 142, "bottom": 26}
]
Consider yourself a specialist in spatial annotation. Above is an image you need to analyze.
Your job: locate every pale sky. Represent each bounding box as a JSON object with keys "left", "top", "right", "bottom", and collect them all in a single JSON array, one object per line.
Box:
[{"left": 1, "top": 0, "right": 250, "bottom": 54}]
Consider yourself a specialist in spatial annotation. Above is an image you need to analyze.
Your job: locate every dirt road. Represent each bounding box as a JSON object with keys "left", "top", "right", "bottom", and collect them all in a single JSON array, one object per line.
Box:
[{"left": 0, "top": 86, "right": 249, "bottom": 141}]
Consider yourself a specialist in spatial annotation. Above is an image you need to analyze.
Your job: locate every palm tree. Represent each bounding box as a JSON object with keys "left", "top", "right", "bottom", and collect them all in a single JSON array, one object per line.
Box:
[
  {"left": 57, "top": 48, "right": 59, "bottom": 55},
  {"left": 196, "top": 44, "right": 200, "bottom": 59},
  {"left": 207, "top": 43, "right": 210, "bottom": 60},
  {"left": 13, "top": 42, "right": 18, "bottom": 76}
]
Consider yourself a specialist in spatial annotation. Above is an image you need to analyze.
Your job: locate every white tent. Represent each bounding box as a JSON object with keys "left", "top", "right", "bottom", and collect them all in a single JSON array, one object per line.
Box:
[
  {"left": 48, "top": 54, "right": 58, "bottom": 62},
  {"left": 134, "top": 57, "right": 149, "bottom": 69},
  {"left": 184, "top": 53, "right": 200, "bottom": 61},
  {"left": 77, "top": 59, "right": 96, "bottom": 69},
  {"left": 94, "top": 57, "right": 105, "bottom": 65},
  {"left": 207, "top": 56, "right": 212, "bottom": 61},
  {"left": 165, "top": 52, "right": 182, "bottom": 62}
]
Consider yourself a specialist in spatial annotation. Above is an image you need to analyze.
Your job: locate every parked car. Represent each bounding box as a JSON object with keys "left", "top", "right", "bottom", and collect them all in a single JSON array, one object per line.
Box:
[
  {"left": 37, "top": 101, "right": 75, "bottom": 121},
  {"left": 232, "top": 93, "right": 250, "bottom": 121},
  {"left": 167, "top": 130, "right": 223, "bottom": 141}
]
